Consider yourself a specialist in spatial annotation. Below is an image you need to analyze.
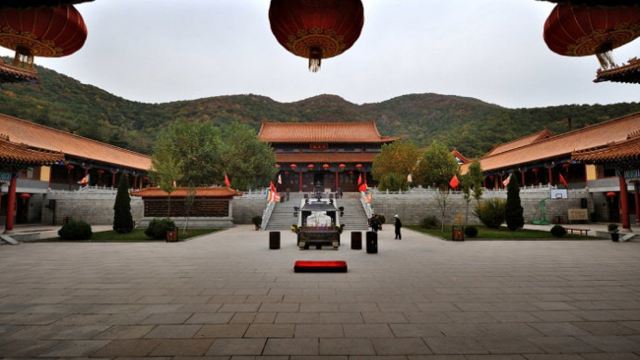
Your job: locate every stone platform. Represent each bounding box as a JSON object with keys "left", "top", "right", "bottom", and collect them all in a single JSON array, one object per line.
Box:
[{"left": 0, "top": 226, "right": 639, "bottom": 358}]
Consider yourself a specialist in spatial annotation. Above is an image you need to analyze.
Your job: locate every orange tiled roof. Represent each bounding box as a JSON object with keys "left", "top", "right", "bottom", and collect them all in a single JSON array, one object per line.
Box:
[
  {"left": 485, "top": 128, "right": 553, "bottom": 157},
  {"left": 0, "top": 135, "right": 64, "bottom": 166},
  {"left": 131, "top": 187, "right": 241, "bottom": 198},
  {"left": 451, "top": 149, "right": 470, "bottom": 164},
  {"left": 461, "top": 113, "right": 640, "bottom": 173},
  {"left": 572, "top": 133, "right": 640, "bottom": 163},
  {"left": 258, "top": 121, "right": 397, "bottom": 143},
  {"left": 1, "top": 113, "right": 151, "bottom": 171},
  {"left": 275, "top": 152, "right": 377, "bottom": 164}
]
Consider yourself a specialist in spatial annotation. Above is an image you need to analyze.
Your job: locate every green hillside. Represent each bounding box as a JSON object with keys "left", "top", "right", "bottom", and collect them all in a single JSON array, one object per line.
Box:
[{"left": 1, "top": 64, "right": 639, "bottom": 158}]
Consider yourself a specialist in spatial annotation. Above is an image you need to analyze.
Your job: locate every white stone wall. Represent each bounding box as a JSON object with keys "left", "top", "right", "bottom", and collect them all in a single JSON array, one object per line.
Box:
[
  {"left": 40, "top": 189, "right": 268, "bottom": 226},
  {"left": 370, "top": 186, "right": 590, "bottom": 226},
  {"left": 232, "top": 196, "right": 268, "bottom": 224},
  {"left": 41, "top": 189, "right": 144, "bottom": 226}
]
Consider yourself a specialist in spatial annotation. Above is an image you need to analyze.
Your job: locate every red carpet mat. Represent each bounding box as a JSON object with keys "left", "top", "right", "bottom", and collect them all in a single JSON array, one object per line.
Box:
[{"left": 294, "top": 260, "right": 348, "bottom": 273}]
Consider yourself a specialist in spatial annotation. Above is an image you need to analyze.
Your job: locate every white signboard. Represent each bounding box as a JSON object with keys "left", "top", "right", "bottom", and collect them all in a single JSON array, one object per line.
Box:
[{"left": 550, "top": 189, "right": 568, "bottom": 199}]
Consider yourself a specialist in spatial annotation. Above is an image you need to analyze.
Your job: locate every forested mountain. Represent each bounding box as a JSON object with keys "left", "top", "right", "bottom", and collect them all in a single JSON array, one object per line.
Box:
[{"left": 2, "top": 63, "right": 639, "bottom": 157}]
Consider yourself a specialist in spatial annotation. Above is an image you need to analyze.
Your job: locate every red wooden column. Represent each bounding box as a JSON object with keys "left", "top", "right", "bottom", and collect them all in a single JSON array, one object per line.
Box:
[
  {"left": 298, "top": 172, "right": 303, "bottom": 192},
  {"left": 494, "top": 176, "right": 499, "bottom": 190},
  {"left": 4, "top": 172, "right": 17, "bottom": 232},
  {"left": 111, "top": 170, "right": 117, "bottom": 187},
  {"left": 547, "top": 166, "right": 554, "bottom": 186},
  {"left": 520, "top": 170, "right": 525, "bottom": 187},
  {"left": 634, "top": 181, "right": 640, "bottom": 225},
  {"left": 335, "top": 170, "right": 339, "bottom": 191},
  {"left": 619, "top": 173, "right": 630, "bottom": 229},
  {"left": 483, "top": 177, "right": 488, "bottom": 189}
]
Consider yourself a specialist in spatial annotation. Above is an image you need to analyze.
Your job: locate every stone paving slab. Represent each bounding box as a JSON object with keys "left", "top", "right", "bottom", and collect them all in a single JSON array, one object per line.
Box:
[{"left": 0, "top": 225, "right": 639, "bottom": 358}]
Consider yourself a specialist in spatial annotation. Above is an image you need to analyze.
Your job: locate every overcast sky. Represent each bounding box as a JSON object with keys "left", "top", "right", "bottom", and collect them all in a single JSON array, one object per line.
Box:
[{"left": 4, "top": 0, "right": 639, "bottom": 108}]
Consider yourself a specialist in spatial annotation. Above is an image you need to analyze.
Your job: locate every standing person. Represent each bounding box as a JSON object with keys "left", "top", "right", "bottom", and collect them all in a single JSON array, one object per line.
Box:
[
  {"left": 394, "top": 214, "right": 402, "bottom": 240},
  {"left": 369, "top": 214, "right": 381, "bottom": 233}
]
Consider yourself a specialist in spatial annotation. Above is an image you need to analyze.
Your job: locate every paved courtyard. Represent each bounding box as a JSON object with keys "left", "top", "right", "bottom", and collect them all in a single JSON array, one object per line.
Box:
[{"left": 0, "top": 226, "right": 639, "bottom": 359}]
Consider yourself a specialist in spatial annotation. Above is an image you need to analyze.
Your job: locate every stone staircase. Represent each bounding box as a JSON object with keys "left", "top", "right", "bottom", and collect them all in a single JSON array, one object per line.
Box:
[
  {"left": 265, "top": 194, "right": 304, "bottom": 231},
  {"left": 337, "top": 194, "right": 370, "bottom": 231},
  {"left": 265, "top": 193, "right": 369, "bottom": 231}
]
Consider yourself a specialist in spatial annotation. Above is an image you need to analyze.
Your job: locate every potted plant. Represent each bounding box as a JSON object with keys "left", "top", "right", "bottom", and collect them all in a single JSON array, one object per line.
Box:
[
  {"left": 608, "top": 223, "right": 620, "bottom": 242},
  {"left": 252, "top": 216, "right": 262, "bottom": 231}
]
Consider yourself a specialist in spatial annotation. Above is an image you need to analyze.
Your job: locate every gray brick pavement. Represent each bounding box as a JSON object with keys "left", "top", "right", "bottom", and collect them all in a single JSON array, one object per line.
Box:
[{"left": 0, "top": 225, "right": 638, "bottom": 358}]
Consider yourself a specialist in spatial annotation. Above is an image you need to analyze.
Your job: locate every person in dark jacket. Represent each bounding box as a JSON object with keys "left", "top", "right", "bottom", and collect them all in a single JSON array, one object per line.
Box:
[
  {"left": 394, "top": 214, "right": 402, "bottom": 240},
  {"left": 369, "top": 214, "right": 381, "bottom": 233}
]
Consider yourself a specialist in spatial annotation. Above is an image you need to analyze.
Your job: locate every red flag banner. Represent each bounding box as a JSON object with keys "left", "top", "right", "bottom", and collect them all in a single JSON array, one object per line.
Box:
[
  {"left": 449, "top": 175, "right": 459, "bottom": 189},
  {"left": 559, "top": 173, "right": 569, "bottom": 188},
  {"left": 502, "top": 174, "right": 511, "bottom": 187},
  {"left": 357, "top": 173, "right": 363, "bottom": 185},
  {"left": 358, "top": 182, "right": 368, "bottom": 193},
  {"left": 224, "top": 173, "right": 231, "bottom": 188}
]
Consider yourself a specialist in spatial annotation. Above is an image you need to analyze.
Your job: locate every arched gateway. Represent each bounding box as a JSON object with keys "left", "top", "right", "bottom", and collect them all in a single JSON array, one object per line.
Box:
[{"left": 258, "top": 121, "right": 397, "bottom": 192}]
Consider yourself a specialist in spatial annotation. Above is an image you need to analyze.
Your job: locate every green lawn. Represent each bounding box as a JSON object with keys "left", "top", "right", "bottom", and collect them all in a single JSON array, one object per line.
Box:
[
  {"left": 49, "top": 228, "right": 221, "bottom": 242},
  {"left": 408, "top": 225, "right": 599, "bottom": 240}
]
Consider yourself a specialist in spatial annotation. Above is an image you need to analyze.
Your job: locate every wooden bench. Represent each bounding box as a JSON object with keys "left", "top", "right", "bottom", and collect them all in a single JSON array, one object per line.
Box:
[{"left": 564, "top": 227, "right": 590, "bottom": 236}]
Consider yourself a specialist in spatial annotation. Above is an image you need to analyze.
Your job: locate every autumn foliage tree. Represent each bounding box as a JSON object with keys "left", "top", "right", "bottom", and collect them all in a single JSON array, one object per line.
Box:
[
  {"left": 372, "top": 141, "right": 420, "bottom": 191},
  {"left": 414, "top": 141, "right": 459, "bottom": 231}
]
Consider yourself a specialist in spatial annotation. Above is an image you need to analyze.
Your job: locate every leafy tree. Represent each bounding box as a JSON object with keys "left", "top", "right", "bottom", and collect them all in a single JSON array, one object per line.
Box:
[
  {"left": 150, "top": 143, "right": 183, "bottom": 217},
  {"left": 505, "top": 172, "right": 525, "bottom": 231},
  {"left": 154, "top": 121, "right": 221, "bottom": 186},
  {"left": 378, "top": 172, "right": 409, "bottom": 191},
  {"left": 183, "top": 183, "right": 196, "bottom": 233},
  {"left": 372, "top": 141, "right": 420, "bottom": 185},
  {"left": 460, "top": 161, "right": 484, "bottom": 224},
  {"left": 218, "top": 122, "right": 276, "bottom": 190},
  {"left": 414, "top": 141, "right": 459, "bottom": 231},
  {"left": 469, "top": 161, "right": 484, "bottom": 205},
  {"left": 112, "top": 175, "right": 134, "bottom": 233}
]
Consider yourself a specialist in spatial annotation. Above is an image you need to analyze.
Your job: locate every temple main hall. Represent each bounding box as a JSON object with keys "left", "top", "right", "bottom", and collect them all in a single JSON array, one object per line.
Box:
[{"left": 258, "top": 121, "right": 396, "bottom": 192}]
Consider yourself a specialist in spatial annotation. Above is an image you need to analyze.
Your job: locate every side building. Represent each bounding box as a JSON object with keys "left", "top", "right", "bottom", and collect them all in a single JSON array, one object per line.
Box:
[
  {"left": 1, "top": 113, "right": 151, "bottom": 225},
  {"left": 257, "top": 121, "right": 396, "bottom": 192},
  {"left": 461, "top": 112, "right": 640, "bottom": 225}
]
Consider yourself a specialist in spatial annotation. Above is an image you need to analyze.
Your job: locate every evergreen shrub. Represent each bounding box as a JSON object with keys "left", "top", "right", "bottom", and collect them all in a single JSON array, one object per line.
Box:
[
  {"left": 145, "top": 218, "right": 176, "bottom": 240},
  {"left": 58, "top": 219, "right": 92, "bottom": 240},
  {"left": 113, "top": 175, "right": 134, "bottom": 233},
  {"left": 550, "top": 225, "right": 567, "bottom": 238},
  {"left": 421, "top": 216, "right": 440, "bottom": 229},
  {"left": 464, "top": 226, "right": 478, "bottom": 238},
  {"left": 474, "top": 198, "right": 506, "bottom": 229},
  {"left": 505, "top": 173, "right": 525, "bottom": 231}
]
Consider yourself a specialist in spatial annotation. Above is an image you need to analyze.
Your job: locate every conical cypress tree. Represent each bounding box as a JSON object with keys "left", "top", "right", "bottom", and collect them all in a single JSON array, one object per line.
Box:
[
  {"left": 505, "top": 172, "right": 524, "bottom": 231},
  {"left": 113, "top": 175, "right": 134, "bottom": 233}
]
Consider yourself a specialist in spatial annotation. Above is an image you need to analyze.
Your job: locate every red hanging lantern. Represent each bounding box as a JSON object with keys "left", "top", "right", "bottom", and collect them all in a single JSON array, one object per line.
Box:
[
  {"left": 607, "top": 191, "right": 617, "bottom": 198},
  {"left": 532, "top": 167, "right": 540, "bottom": 173},
  {"left": 3, "top": 1, "right": 91, "bottom": 7},
  {"left": 269, "top": 0, "right": 364, "bottom": 72},
  {"left": 0, "top": 5, "right": 87, "bottom": 83},
  {"left": 275, "top": 164, "right": 281, "bottom": 169},
  {"left": 19, "top": 193, "right": 31, "bottom": 199},
  {"left": 562, "top": 163, "right": 571, "bottom": 169},
  {"left": 543, "top": 4, "right": 640, "bottom": 68},
  {"left": 290, "top": 163, "right": 297, "bottom": 170},
  {"left": 355, "top": 163, "right": 363, "bottom": 170},
  {"left": 307, "top": 164, "right": 315, "bottom": 169},
  {"left": 65, "top": 163, "right": 75, "bottom": 171},
  {"left": 322, "top": 163, "right": 330, "bottom": 170},
  {"left": 338, "top": 163, "right": 346, "bottom": 169}
]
